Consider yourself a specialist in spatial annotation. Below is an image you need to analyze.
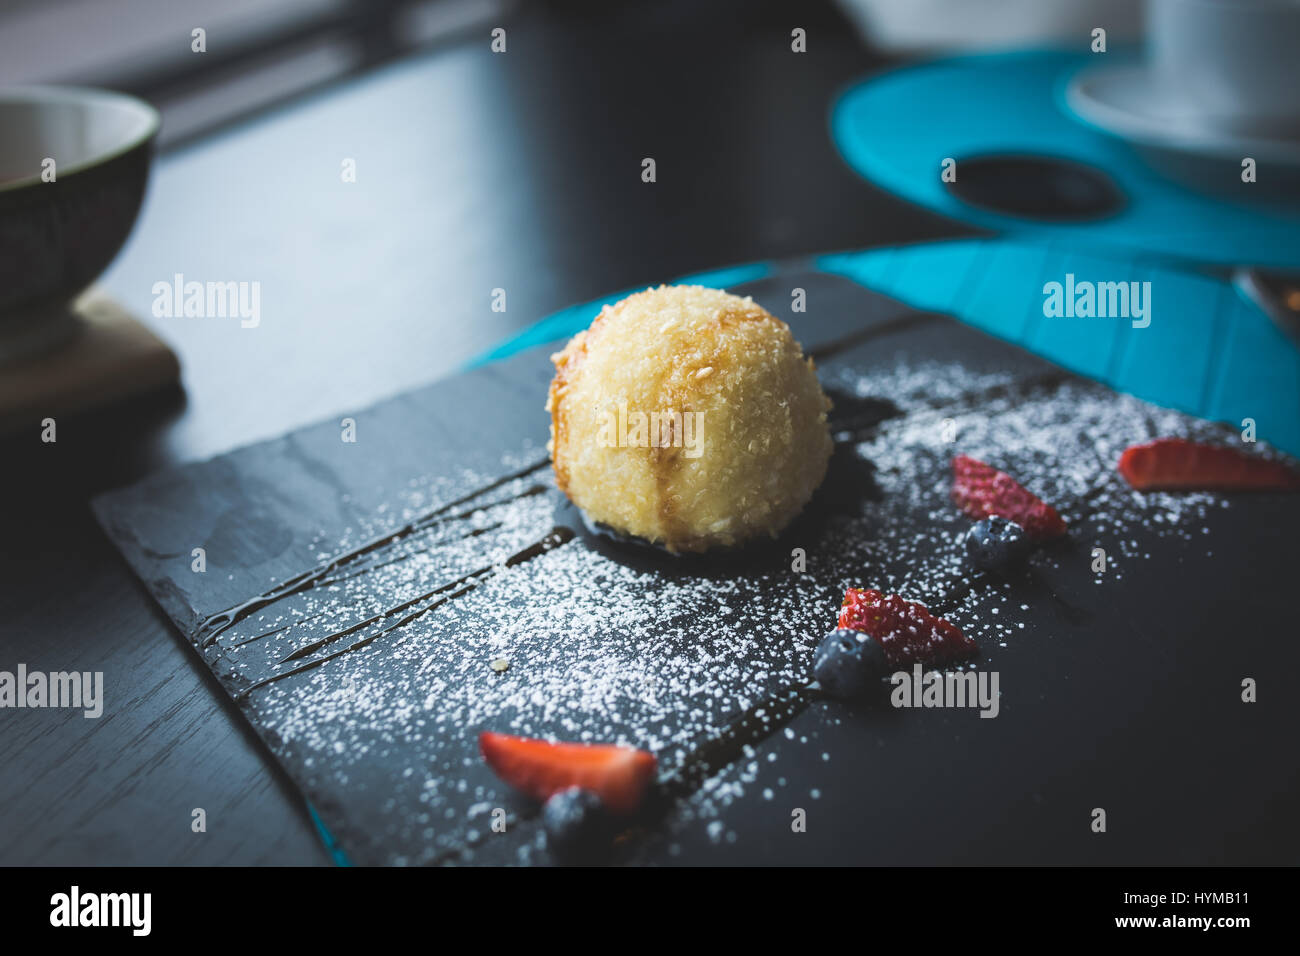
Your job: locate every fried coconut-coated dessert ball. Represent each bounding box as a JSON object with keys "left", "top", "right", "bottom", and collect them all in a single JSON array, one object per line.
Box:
[{"left": 546, "top": 285, "right": 832, "bottom": 553}]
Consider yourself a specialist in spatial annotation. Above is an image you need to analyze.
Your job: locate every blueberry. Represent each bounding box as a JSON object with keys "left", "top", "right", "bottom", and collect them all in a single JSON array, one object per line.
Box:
[
  {"left": 965, "top": 515, "right": 1029, "bottom": 571},
  {"left": 543, "top": 787, "right": 611, "bottom": 861},
  {"left": 812, "top": 628, "right": 889, "bottom": 699}
]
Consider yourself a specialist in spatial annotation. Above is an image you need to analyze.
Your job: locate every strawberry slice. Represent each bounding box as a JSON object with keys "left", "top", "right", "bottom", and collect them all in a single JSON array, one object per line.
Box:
[
  {"left": 1118, "top": 438, "right": 1300, "bottom": 492},
  {"left": 838, "top": 588, "right": 977, "bottom": 668},
  {"left": 479, "top": 732, "right": 657, "bottom": 815},
  {"left": 951, "top": 455, "right": 1067, "bottom": 540}
]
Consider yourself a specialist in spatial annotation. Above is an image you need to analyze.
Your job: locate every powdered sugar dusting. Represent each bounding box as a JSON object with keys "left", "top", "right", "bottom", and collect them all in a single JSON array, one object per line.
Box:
[{"left": 200, "top": 352, "right": 1263, "bottom": 863}]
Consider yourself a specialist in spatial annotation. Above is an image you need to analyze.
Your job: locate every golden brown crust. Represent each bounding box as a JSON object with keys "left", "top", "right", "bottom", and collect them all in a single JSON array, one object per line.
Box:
[{"left": 546, "top": 285, "right": 832, "bottom": 552}]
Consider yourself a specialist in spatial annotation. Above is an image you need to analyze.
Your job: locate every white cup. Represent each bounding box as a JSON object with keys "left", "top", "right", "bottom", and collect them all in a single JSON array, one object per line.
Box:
[{"left": 1149, "top": 0, "right": 1300, "bottom": 136}]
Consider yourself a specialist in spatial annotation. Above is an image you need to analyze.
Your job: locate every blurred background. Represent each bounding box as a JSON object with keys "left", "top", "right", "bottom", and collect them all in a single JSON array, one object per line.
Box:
[
  {"left": 1, "top": 0, "right": 985, "bottom": 463},
  {"left": 0, "top": 0, "right": 1155, "bottom": 464},
  {"left": 0, "top": 0, "right": 1142, "bottom": 147},
  {"left": 1, "top": 0, "right": 520, "bottom": 147}
]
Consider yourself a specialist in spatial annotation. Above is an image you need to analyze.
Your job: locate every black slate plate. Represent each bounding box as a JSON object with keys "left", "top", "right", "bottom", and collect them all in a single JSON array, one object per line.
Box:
[{"left": 92, "top": 271, "right": 1300, "bottom": 865}]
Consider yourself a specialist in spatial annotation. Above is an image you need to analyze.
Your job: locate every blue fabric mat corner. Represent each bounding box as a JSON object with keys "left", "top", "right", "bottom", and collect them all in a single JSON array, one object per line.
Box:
[
  {"left": 474, "top": 242, "right": 1300, "bottom": 457},
  {"left": 819, "top": 240, "right": 1299, "bottom": 456},
  {"left": 829, "top": 50, "right": 1300, "bottom": 270}
]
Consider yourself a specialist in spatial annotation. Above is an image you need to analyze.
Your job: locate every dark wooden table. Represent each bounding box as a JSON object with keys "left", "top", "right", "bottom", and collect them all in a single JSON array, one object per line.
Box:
[{"left": 0, "top": 0, "right": 963, "bottom": 865}]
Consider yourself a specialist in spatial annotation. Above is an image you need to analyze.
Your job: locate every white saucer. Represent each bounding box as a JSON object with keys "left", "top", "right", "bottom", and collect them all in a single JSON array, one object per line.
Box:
[{"left": 1066, "top": 64, "right": 1300, "bottom": 168}]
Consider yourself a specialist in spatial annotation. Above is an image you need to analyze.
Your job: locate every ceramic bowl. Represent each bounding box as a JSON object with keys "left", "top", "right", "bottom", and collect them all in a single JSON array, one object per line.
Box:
[{"left": 0, "top": 86, "right": 159, "bottom": 361}]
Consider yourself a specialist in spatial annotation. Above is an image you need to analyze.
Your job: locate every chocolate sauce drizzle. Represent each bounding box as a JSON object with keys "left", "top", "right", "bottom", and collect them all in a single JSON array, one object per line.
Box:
[
  {"left": 195, "top": 459, "right": 550, "bottom": 650},
  {"left": 230, "top": 526, "right": 574, "bottom": 699}
]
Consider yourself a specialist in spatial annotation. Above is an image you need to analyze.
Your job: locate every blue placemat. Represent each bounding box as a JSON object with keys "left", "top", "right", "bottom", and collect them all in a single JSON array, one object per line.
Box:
[
  {"left": 820, "top": 240, "right": 1299, "bottom": 456},
  {"left": 474, "top": 241, "right": 1300, "bottom": 457},
  {"left": 831, "top": 50, "right": 1300, "bottom": 269}
]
